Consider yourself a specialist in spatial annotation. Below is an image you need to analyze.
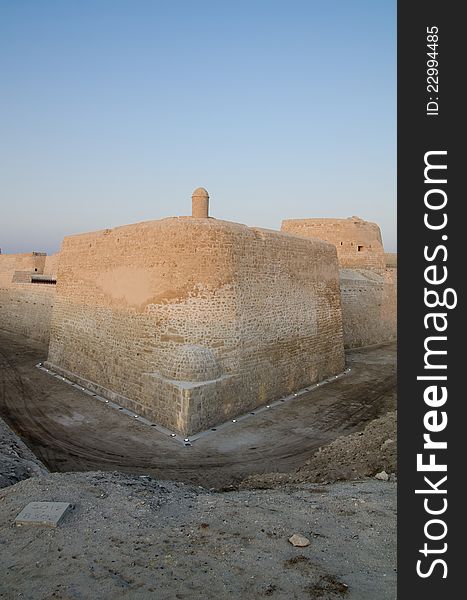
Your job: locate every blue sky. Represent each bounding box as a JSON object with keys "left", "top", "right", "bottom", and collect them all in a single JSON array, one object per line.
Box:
[{"left": 0, "top": 0, "right": 396, "bottom": 254}]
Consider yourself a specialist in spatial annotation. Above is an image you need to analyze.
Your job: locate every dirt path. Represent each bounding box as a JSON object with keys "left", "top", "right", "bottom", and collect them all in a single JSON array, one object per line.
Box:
[{"left": 0, "top": 331, "right": 396, "bottom": 488}]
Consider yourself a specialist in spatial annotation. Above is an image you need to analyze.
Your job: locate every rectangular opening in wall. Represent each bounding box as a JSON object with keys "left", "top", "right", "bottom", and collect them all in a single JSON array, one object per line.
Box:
[
  {"left": 31, "top": 276, "right": 56, "bottom": 285},
  {"left": 357, "top": 245, "right": 364, "bottom": 252}
]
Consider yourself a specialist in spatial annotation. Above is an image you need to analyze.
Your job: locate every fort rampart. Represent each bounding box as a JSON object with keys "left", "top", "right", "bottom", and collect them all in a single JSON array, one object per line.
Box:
[
  {"left": 0, "top": 252, "right": 57, "bottom": 345},
  {"left": 281, "top": 217, "right": 397, "bottom": 348},
  {"left": 45, "top": 213, "right": 345, "bottom": 435},
  {"left": 1, "top": 195, "right": 396, "bottom": 434}
]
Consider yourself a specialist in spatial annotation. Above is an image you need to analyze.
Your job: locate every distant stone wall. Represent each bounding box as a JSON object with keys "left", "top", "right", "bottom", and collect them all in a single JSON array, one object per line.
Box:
[
  {"left": 0, "top": 252, "right": 56, "bottom": 346},
  {"left": 339, "top": 269, "right": 397, "bottom": 348},
  {"left": 385, "top": 253, "right": 397, "bottom": 268},
  {"left": 47, "top": 217, "right": 345, "bottom": 435},
  {"left": 0, "top": 252, "right": 46, "bottom": 287},
  {"left": 0, "top": 283, "right": 55, "bottom": 346},
  {"left": 44, "top": 253, "right": 60, "bottom": 277},
  {"left": 281, "top": 217, "right": 386, "bottom": 270},
  {"left": 281, "top": 217, "right": 396, "bottom": 348}
]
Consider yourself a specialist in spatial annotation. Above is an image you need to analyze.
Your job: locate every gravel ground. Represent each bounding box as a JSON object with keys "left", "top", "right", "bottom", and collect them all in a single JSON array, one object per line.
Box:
[
  {"left": 0, "top": 471, "right": 396, "bottom": 600},
  {"left": 0, "top": 416, "right": 47, "bottom": 489}
]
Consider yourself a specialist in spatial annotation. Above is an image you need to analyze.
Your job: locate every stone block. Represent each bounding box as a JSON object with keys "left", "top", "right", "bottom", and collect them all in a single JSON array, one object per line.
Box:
[{"left": 14, "top": 502, "right": 73, "bottom": 527}]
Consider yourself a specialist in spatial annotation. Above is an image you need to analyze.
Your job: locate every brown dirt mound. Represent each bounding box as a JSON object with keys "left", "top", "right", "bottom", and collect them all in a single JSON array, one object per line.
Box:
[{"left": 241, "top": 411, "right": 396, "bottom": 489}]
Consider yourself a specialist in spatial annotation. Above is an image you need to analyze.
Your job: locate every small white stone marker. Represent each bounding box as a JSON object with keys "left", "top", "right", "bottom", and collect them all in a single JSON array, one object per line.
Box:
[{"left": 15, "top": 502, "right": 73, "bottom": 528}]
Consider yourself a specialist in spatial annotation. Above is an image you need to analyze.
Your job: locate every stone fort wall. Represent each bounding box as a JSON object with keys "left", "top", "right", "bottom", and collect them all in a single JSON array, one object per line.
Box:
[
  {"left": 281, "top": 217, "right": 396, "bottom": 348},
  {"left": 46, "top": 217, "right": 345, "bottom": 435},
  {"left": 339, "top": 268, "right": 397, "bottom": 348},
  {"left": 0, "top": 283, "right": 56, "bottom": 345},
  {"left": 1, "top": 204, "right": 396, "bottom": 433},
  {"left": 385, "top": 252, "right": 397, "bottom": 268},
  {"left": 0, "top": 252, "right": 56, "bottom": 346},
  {"left": 0, "top": 252, "right": 47, "bottom": 287},
  {"left": 44, "top": 253, "right": 60, "bottom": 278},
  {"left": 282, "top": 217, "right": 386, "bottom": 270}
]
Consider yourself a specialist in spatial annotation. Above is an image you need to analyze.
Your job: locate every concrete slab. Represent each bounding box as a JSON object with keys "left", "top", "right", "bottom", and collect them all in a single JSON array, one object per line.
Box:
[{"left": 15, "top": 502, "right": 72, "bottom": 527}]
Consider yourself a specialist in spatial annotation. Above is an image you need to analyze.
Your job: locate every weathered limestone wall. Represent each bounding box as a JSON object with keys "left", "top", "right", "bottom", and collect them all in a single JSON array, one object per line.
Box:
[
  {"left": 281, "top": 217, "right": 396, "bottom": 348},
  {"left": 281, "top": 217, "right": 386, "bottom": 270},
  {"left": 47, "top": 217, "right": 345, "bottom": 435},
  {"left": 339, "top": 269, "right": 397, "bottom": 348},
  {"left": 0, "top": 252, "right": 47, "bottom": 286},
  {"left": 385, "top": 253, "right": 397, "bottom": 269},
  {"left": 0, "top": 253, "right": 56, "bottom": 346},
  {"left": 44, "top": 253, "right": 60, "bottom": 278},
  {"left": 0, "top": 283, "right": 55, "bottom": 346}
]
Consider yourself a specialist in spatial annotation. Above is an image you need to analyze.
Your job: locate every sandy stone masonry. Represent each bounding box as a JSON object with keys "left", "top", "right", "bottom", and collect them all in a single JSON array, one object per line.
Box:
[
  {"left": 0, "top": 251, "right": 58, "bottom": 345},
  {"left": 385, "top": 253, "right": 397, "bottom": 269},
  {"left": 1, "top": 193, "right": 397, "bottom": 436},
  {"left": 282, "top": 217, "right": 386, "bottom": 270},
  {"left": 281, "top": 217, "right": 397, "bottom": 348},
  {"left": 44, "top": 189, "right": 345, "bottom": 436}
]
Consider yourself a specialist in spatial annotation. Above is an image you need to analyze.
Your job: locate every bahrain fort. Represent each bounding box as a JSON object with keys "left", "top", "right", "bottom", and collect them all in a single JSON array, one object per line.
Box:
[
  {"left": 281, "top": 216, "right": 397, "bottom": 348},
  {"left": 0, "top": 188, "right": 396, "bottom": 436}
]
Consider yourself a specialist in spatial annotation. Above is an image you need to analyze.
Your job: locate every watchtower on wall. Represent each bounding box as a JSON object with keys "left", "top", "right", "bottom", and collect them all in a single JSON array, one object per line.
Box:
[
  {"left": 281, "top": 215, "right": 396, "bottom": 349},
  {"left": 281, "top": 217, "right": 386, "bottom": 270}
]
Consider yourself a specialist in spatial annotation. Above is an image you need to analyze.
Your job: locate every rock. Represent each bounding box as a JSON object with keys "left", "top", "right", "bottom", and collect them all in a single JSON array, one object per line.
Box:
[
  {"left": 374, "top": 470, "right": 389, "bottom": 481},
  {"left": 288, "top": 534, "right": 310, "bottom": 547}
]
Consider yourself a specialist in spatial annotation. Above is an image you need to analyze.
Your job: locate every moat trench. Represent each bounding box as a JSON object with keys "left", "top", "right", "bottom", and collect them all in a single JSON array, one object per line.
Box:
[{"left": 0, "top": 330, "right": 396, "bottom": 489}]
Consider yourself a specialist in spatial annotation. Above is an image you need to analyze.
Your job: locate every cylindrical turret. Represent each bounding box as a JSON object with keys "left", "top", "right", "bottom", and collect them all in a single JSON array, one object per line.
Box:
[{"left": 191, "top": 187, "right": 209, "bottom": 218}]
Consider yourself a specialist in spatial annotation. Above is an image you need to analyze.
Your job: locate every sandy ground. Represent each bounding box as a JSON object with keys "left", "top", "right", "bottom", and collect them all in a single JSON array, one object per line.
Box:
[
  {"left": 0, "top": 472, "right": 396, "bottom": 600},
  {"left": 0, "top": 331, "right": 397, "bottom": 599}
]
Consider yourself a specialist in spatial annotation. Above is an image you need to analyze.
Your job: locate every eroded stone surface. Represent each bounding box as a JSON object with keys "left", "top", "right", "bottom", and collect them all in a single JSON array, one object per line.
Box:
[
  {"left": 0, "top": 252, "right": 58, "bottom": 345},
  {"left": 45, "top": 217, "right": 345, "bottom": 435},
  {"left": 281, "top": 217, "right": 397, "bottom": 348},
  {"left": 0, "top": 198, "right": 396, "bottom": 438}
]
